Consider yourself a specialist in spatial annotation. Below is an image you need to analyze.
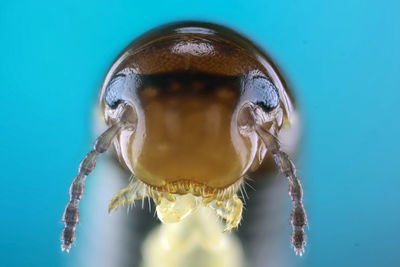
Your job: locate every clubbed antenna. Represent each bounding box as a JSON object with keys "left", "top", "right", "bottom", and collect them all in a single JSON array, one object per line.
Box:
[
  {"left": 255, "top": 125, "right": 307, "bottom": 255},
  {"left": 61, "top": 104, "right": 136, "bottom": 252}
]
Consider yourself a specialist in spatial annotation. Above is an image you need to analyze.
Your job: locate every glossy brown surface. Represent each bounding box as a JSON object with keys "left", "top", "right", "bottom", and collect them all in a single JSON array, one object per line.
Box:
[
  {"left": 134, "top": 72, "right": 246, "bottom": 189},
  {"left": 100, "top": 22, "right": 294, "bottom": 190}
]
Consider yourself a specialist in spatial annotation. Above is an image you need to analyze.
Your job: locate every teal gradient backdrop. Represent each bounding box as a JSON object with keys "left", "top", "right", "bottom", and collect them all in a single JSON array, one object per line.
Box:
[{"left": 1, "top": 0, "right": 399, "bottom": 266}]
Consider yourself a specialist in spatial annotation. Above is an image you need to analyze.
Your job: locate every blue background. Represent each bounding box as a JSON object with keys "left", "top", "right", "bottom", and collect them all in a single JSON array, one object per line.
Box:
[{"left": 1, "top": 0, "right": 399, "bottom": 266}]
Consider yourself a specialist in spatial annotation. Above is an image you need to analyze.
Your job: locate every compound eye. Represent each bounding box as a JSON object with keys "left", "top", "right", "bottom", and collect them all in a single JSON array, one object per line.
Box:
[
  {"left": 104, "top": 71, "right": 141, "bottom": 109},
  {"left": 245, "top": 76, "right": 280, "bottom": 112}
]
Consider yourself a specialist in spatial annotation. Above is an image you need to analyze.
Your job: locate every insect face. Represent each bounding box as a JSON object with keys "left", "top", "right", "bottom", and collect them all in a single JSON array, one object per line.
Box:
[
  {"left": 104, "top": 71, "right": 263, "bottom": 192},
  {"left": 62, "top": 21, "right": 307, "bottom": 255}
]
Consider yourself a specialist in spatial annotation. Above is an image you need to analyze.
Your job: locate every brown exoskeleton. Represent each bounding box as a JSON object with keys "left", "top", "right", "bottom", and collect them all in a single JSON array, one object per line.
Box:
[{"left": 61, "top": 21, "right": 307, "bottom": 256}]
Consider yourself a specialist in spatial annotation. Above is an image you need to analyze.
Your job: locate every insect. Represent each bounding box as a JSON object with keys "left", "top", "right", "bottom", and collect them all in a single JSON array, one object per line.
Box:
[{"left": 61, "top": 21, "right": 307, "bottom": 256}]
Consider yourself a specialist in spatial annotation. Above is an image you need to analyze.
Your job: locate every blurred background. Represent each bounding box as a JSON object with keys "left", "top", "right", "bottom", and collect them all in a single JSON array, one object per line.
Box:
[{"left": 1, "top": 0, "right": 399, "bottom": 266}]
